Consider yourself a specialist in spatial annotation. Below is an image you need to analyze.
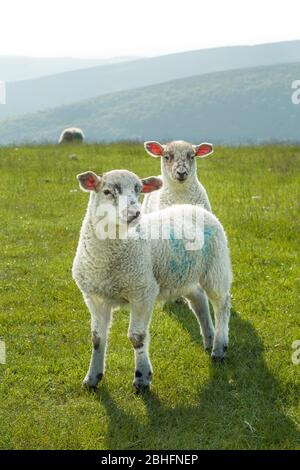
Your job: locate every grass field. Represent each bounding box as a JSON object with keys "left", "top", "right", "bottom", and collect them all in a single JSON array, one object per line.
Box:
[{"left": 0, "top": 143, "right": 299, "bottom": 450}]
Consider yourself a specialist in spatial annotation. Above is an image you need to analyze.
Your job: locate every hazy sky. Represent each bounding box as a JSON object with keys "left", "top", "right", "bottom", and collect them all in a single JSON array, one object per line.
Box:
[{"left": 1, "top": 0, "right": 300, "bottom": 58}]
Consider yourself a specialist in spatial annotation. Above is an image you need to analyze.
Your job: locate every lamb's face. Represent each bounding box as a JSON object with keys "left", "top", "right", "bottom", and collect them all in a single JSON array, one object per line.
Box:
[
  {"left": 144, "top": 140, "right": 214, "bottom": 184},
  {"left": 77, "top": 169, "right": 162, "bottom": 227},
  {"left": 98, "top": 170, "right": 143, "bottom": 225},
  {"left": 162, "top": 141, "right": 196, "bottom": 183}
]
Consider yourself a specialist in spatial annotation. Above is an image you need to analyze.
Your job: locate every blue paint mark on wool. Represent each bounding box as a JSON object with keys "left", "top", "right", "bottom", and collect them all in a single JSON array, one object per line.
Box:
[
  {"left": 202, "top": 226, "right": 217, "bottom": 258},
  {"left": 169, "top": 229, "right": 196, "bottom": 282}
]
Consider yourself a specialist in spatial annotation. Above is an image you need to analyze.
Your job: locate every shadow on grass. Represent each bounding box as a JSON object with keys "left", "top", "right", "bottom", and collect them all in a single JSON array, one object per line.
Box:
[{"left": 96, "top": 309, "right": 300, "bottom": 450}]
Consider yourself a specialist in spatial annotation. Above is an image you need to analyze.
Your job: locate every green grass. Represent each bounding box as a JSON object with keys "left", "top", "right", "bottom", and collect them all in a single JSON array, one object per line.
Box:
[{"left": 0, "top": 143, "right": 299, "bottom": 450}]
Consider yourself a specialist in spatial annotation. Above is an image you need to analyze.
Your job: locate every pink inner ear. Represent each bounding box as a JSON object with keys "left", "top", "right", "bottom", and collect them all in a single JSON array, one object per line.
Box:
[
  {"left": 85, "top": 176, "right": 97, "bottom": 189},
  {"left": 142, "top": 180, "right": 157, "bottom": 193},
  {"left": 196, "top": 144, "right": 213, "bottom": 157},
  {"left": 142, "top": 182, "right": 154, "bottom": 193},
  {"left": 147, "top": 142, "right": 163, "bottom": 156}
]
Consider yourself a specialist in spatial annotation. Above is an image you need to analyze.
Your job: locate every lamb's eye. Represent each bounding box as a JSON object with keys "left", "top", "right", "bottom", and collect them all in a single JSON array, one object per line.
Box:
[
  {"left": 103, "top": 189, "right": 111, "bottom": 196},
  {"left": 135, "top": 184, "right": 141, "bottom": 193},
  {"left": 165, "top": 154, "right": 173, "bottom": 161}
]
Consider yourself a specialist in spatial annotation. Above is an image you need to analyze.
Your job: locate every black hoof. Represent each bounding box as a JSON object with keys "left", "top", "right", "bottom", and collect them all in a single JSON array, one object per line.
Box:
[
  {"left": 82, "top": 381, "right": 97, "bottom": 392},
  {"left": 82, "top": 372, "right": 103, "bottom": 391},
  {"left": 133, "top": 383, "right": 150, "bottom": 395},
  {"left": 211, "top": 353, "right": 225, "bottom": 363}
]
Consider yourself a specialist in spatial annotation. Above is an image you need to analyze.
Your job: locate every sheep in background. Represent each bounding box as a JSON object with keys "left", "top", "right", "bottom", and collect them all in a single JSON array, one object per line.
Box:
[
  {"left": 72, "top": 169, "right": 232, "bottom": 391},
  {"left": 58, "top": 127, "right": 84, "bottom": 144},
  {"left": 142, "top": 140, "right": 215, "bottom": 347}
]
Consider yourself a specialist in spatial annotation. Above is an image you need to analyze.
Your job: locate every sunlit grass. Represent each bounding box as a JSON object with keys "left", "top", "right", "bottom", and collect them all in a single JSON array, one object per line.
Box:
[{"left": 0, "top": 143, "right": 299, "bottom": 449}]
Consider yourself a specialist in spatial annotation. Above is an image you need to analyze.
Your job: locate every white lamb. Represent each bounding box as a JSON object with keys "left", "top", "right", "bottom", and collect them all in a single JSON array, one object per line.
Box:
[
  {"left": 58, "top": 127, "right": 84, "bottom": 144},
  {"left": 142, "top": 140, "right": 216, "bottom": 345},
  {"left": 72, "top": 169, "right": 232, "bottom": 391},
  {"left": 142, "top": 140, "right": 213, "bottom": 213}
]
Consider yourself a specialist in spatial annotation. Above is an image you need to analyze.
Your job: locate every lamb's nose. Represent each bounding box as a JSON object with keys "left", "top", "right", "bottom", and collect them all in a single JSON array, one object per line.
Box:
[{"left": 176, "top": 170, "right": 187, "bottom": 180}]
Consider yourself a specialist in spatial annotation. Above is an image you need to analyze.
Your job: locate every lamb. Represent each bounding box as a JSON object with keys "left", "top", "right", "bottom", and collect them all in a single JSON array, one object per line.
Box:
[
  {"left": 72, "top": 169, "right": 232, "bottom": 391},
  {"left": 142, "top": 140, "right": 216, "bottom": 342},
  {"left": 58, "top": 127, "right": 84, "bottom": 144},
  {"left": 142, "top": 140, "right": 213, "bottom": 214}
]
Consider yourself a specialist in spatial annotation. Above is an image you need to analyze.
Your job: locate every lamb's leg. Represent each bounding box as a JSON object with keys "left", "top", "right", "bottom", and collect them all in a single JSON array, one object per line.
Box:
[
  {"left": 185, "top": 286, "right": 215, "bottom": 350},
  {"left": 210, "top": 293, "right": 231, "bottom": 361},
  {"left": 82, "top": 294, "right": 112, "bottom": 390},
  {"left": 128, "top": 300, "right": 155, "bottom": 392}
]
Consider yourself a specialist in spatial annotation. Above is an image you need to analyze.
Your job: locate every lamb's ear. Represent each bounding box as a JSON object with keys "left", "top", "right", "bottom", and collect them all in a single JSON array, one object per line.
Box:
[
  {"left": 144, "top": 141, "right": 164, "bottom": 157},
  {"left": 194, "top": 143, "right": 214, "bottom": 158},
  {"left": 141, "top": 176, "right": 163, "bottom": 193},
  {"left": 77, "top": 171, "right": 102, "bottom": 192}
]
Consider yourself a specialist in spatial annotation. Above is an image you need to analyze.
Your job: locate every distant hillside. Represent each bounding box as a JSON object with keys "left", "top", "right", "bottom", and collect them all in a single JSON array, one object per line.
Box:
[
  {"left": 0, "top": 62, "right": 299, "bottom": 145},
  {"left": 1, "top": 40, "right": 300, "bottom": 120},
  {"left": 0, "top": 56, "right": 139, "bottom": 82}
]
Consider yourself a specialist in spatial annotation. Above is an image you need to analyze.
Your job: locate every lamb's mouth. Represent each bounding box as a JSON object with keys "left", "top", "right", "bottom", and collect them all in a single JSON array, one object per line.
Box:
[
  {"left": 175, "top": 176, "right": 188, "bottom": 182},
  {"left": 174, "top": 171, "right": 188, "bottom": 182}
]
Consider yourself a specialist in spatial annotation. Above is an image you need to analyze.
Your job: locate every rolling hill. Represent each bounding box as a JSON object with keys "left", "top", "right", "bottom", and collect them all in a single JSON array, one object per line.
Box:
[
  {"left": 0, "top": 55, "right": 139, "bottom": 82},
  {"left": 0, "top": 62, "right": 299, "bottom": 145},
  {"left": 1, "top": 40, "right": 300, "bottom": 120}
]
